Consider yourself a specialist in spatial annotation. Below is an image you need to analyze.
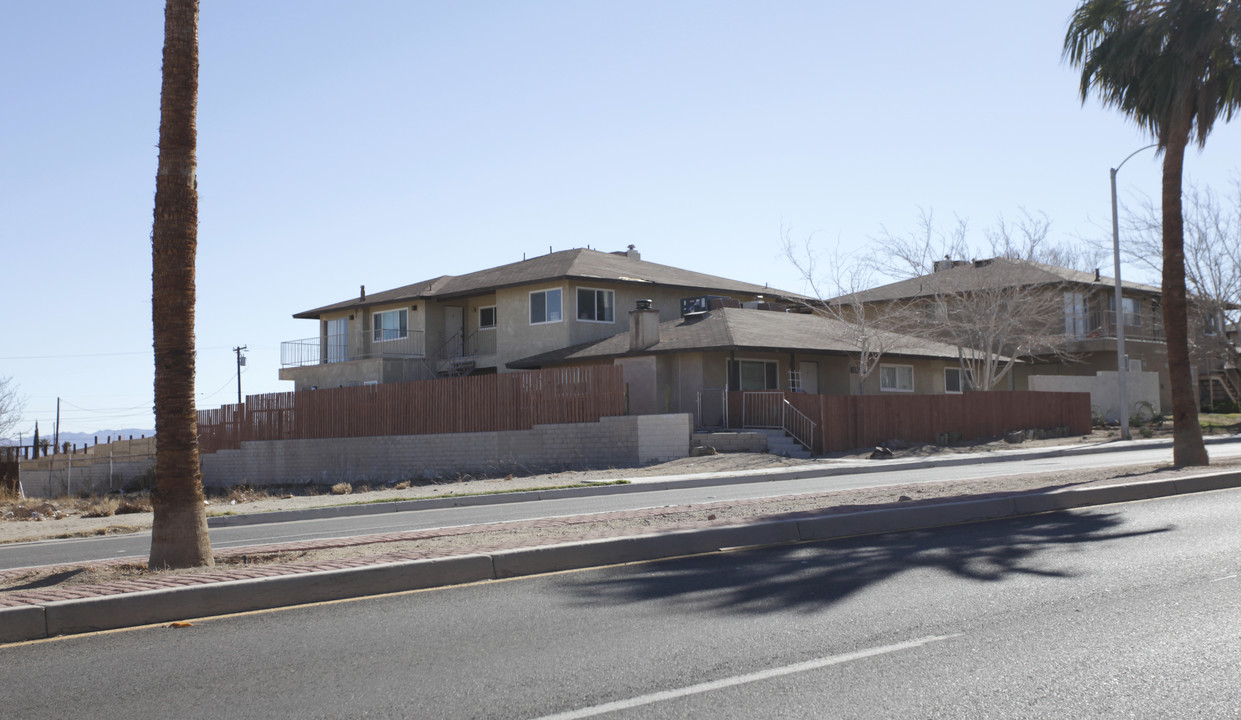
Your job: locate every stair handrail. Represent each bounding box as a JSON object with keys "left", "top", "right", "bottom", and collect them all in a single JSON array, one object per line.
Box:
[{"left": 780, "top": 398, "right": 816, "bottom": 453}]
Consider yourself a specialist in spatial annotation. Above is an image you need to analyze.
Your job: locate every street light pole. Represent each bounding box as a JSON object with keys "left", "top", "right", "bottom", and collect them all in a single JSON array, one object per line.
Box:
[{"left": 1110, "top": 144, "right": 1157, "bottom": 441}]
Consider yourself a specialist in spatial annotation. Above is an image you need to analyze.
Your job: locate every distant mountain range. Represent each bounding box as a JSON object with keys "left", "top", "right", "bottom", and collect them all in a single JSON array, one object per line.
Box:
[{"left": 0, "top": 428, "right": 155, "bottom": 448}]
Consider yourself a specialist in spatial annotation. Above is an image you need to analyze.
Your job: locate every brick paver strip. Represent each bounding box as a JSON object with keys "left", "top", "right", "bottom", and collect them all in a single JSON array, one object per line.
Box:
[{"left": 0, "top": 483, "right": 1071, "bottom": 609}]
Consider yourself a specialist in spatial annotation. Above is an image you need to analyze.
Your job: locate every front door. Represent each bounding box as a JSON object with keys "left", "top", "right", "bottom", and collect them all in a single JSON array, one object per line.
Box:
[
  {"left": 798, "top": 361, "right": 819, "bottom": 394},
  {"left": 445, "top": 306, "right": 464, "bottom": 357}
]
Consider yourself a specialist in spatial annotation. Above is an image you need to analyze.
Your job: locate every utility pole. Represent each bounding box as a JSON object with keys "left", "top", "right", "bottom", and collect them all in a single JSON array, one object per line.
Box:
[
  {"left": 54, "top": 397, "right": 60, "bottom": 454},
  {"left": 233, "top": 346, "right": 248, "bottom": 405}
]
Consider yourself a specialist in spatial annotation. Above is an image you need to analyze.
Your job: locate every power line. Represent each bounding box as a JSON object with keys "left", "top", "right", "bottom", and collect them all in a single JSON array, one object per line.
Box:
[
  {"left": 0, "top": 345, "right": 233, "bottom": 361},
  {"left": 60, "top": 400, "right": 151, "bottom": 414}
]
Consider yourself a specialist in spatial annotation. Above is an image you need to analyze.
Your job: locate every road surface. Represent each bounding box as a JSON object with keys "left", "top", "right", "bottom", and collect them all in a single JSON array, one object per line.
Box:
[
  {"left": 3, "top": 486, "right": 1239, "bottom": 718},
  {"left": 2, "top": 439, "right": 1239, "bottom": 571}
]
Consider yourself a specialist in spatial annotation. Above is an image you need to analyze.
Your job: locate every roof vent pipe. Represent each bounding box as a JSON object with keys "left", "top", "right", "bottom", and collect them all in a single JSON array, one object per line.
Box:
[{"left": 360, "top": 285, "right": 366, "bottom": 301}]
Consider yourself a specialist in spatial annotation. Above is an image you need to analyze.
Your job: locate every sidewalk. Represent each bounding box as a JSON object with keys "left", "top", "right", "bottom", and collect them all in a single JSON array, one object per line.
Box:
[
  {"left": 206, "top": 434, "right": 1238, "bottom": 528},
  {"left": 2, "top": 435, "right": 1240, "bottom": 644}
]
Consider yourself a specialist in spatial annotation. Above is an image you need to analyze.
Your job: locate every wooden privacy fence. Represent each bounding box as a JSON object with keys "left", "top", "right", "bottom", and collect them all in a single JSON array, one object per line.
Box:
[
  {"left": 726, "top": 390, "right": 1092, "bottom": 454},
  {"left": 198, "top": 366, "right": 626, "bottom": 455}
]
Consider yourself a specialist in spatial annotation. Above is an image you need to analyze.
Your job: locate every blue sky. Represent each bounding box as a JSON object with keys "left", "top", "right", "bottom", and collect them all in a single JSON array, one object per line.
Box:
[{"left": 3, "top": 1, "right": 1240, "bottom": 436}]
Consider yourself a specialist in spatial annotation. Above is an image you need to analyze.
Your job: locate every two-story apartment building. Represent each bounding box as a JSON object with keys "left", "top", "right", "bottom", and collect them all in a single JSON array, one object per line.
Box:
[
  {"left": 279, "top": 246, "right": 803, "bottom": 391},
  {"left": 845, "top": 257, "right": 1239, "bottom": 412}
]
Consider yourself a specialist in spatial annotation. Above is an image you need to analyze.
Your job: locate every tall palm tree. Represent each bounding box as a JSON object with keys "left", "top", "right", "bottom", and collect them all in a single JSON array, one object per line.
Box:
[
  {"left": 1065, "top": 0, "right": 1241, "bottom": 467},
  {"left": 149, "top": 0, "right": 213, "bottom": 568}
]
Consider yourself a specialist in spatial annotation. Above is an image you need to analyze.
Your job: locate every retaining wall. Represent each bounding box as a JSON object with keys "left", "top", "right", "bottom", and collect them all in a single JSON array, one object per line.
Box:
[
  {"left": 200, "top": 414, "right": 692, "bottom": 488},
  {"left": 16, "top": 437, "right": 157, "bottom": 498},
  {"left": 692, "top": 431, "right": 767, "bottom": 453}
]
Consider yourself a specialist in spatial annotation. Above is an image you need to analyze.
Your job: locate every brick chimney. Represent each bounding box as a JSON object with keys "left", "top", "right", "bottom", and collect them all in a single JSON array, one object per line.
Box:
[{"left": 629, "top": 299, "right": 660, "bottom": 351}]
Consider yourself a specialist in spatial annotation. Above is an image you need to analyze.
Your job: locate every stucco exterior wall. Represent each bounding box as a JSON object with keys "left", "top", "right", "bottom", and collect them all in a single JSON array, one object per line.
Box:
[
  {"left": 1015, "top": 344, "right": 1171, "bottom": 411},
  {"left": 200, "top": 414, "right": 692, "bottom": 487},
  {"left": 1027, "top": 370, "right": 1161, "bottom": 422},
  {"left": 617, "top": 356, "right": 658, "bottom": 416},
  {"left": 855, "top": 357, "right": 976, "bottom": 395}
]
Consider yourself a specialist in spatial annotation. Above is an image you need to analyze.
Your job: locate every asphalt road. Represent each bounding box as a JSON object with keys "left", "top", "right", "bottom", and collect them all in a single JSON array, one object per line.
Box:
[
  {"left": 3, "top": 486, "right": 1238, "bottom": 718},
  {"left": 3, "top": 439, "right": 1240, "bottom": 571}
]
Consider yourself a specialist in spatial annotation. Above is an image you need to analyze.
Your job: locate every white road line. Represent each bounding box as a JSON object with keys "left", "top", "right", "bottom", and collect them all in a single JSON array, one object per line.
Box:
[{"left": 529, "top": 633, "right": 959, "bottom": 720}]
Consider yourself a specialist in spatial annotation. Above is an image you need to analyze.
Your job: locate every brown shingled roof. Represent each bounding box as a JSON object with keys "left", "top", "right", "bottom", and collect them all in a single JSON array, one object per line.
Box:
[
  {"left": 293, "top": 248, "right": 803, "bottom": 319},
  {"left": 843, "top": 258, "right": 1161, "bottom": 304},
  {"left": 507, "top": 307, "right": 972, "bottom": 369}
]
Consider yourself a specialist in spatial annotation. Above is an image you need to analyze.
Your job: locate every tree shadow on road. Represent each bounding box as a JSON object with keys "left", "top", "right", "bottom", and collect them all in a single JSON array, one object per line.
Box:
[{"left": 568, "top": 509, "right": 1170, "bottom": 615}]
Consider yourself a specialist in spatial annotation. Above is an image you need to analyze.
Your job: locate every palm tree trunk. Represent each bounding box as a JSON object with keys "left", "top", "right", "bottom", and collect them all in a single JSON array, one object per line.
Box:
[
  {"left": 1161, "top": 125, "right": 1210, "bottom": 467},
  {"left": 149, "top": 0, "right": 213, "bottom": 568}
]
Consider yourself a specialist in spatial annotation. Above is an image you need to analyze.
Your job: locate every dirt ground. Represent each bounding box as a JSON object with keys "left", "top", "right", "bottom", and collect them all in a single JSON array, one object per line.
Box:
[
  {"left": 0, "top": 429, "right": 1130, "bottom": 545},
  {"left": 3, "top": 427, "right": 1239, "bottom": 593}
]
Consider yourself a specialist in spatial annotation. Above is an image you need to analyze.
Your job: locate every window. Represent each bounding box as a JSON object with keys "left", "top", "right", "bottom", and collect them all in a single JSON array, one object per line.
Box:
[
  {"left": 880, "top": 364, "right": 914, "bottom": 392},
  {"left": 1064, "top": 292, "right": 1087, "bottom": 337},
  {"left": 944, "top": 367, "right": 964, "bottom": 394},
  {"left": 1110, "top": 296, "right": 1141, "bottom": 327},
  {"left": 479, "top": 306, "right": 497, "bottom": 329},
  {"left": 1205, "top": 311, "right": 1222, "bottom": 336},
  {"left": 576, "top": 288, "right": 615, "bottom": 322},
  {"left": 372, "top": 309, "right": 407, "bottom": 342},
  {"left": 530, "top": 288, "right": 562, "bottom": 324},
  {"left": 728, "top": 359, "right": 778, "bottom": 391}
]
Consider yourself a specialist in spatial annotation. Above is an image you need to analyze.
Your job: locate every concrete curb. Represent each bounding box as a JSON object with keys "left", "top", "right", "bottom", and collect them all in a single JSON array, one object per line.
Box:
[
  {"left": 206, "top": 435, "right": 1241, "bottom": 529},
  {"left": 6, "top": 468, "right": 1240, "bottom": 644}
]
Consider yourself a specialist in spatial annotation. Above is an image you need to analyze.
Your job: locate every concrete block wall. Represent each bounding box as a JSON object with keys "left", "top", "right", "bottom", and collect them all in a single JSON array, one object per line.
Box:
[
  {"left": 201, "top": 414, "right": 692, "bottom": 488},
  {"left": 691, "top": 431, "right": 767, "bottom": 453},
  {"left": 18, "top": 458, "right": 154, "bottom": 498}
]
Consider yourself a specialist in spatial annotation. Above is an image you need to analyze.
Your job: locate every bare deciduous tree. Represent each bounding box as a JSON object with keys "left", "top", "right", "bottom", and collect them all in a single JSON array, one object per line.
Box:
[
  {"left": 870, "top": 208, "right": 1102, "bottom": 279},
  {"left": 1123, "top": 182, "right": 1241, "bottom": 361},
  {"left": 0, "top": 376, "right": 24, "bottom": 443},
  {"left": 862, "top": 211, "right": 1086, "bottom": 390},
  {"left": 783, "top": 227, "right": 922, "bottom": 394}
]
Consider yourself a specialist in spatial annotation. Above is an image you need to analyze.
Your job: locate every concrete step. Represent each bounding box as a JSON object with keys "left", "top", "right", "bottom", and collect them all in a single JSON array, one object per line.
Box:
[{"left": 760, "top": 429, "right": 812, "bottom": 459}]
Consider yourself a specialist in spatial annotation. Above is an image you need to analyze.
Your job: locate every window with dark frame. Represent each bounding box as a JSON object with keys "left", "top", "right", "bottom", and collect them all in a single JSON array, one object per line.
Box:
[
  {"left": 576, "top": 288, "right": 615, "bottom": 322},
  {"left": 530, "top": 289, "right": 563, "bottom": 324},
  {"left": 479, "top": 306, "right": 497, "bottom": 329}
]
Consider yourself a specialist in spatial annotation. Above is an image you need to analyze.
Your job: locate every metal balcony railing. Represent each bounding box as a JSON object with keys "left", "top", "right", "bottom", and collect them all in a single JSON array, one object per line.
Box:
[
  {"left": 1076, "top": 310, "right": 1166, "bottom": 342},
  {"left": 465, "top": 328, "right": 497, "bottom": 357},
  {"left": 280, "top": 331, "right": 426, "bottom": 368}
]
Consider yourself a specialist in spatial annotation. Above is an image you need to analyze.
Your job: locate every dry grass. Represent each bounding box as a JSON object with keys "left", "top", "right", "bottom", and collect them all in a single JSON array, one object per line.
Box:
[
  {"left": 330, "top": 482, "right": 352, "bottom": 496},
  {"left": 115, "top": 499, "right": 152, "bottom": 514},
  {"left": 82, "top": 497, "right": 119, "bottom": 518}
]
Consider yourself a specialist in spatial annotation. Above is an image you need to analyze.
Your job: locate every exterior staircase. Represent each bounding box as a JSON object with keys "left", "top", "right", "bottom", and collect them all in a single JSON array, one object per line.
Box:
[
  {"left": 760, "top": 429, "right": 812, "bottom": 459},
  {"left": 1209, "top": 370, "right": 1239, "bottom": 406},
  {"left": 422, "top": 332, "right": 476, "bottom": 379}
]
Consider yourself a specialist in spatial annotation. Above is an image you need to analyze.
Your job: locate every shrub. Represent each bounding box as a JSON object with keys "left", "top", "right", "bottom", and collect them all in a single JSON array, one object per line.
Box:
[
  {"left": 1210, "top": 399, "right": 1239, "bottom": 414},
  {"left": 330, "top": 482, "right": 352, "bottom": 495},
  {"left": 122, "top": 469, "right": 157, "bottom": 494}
]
